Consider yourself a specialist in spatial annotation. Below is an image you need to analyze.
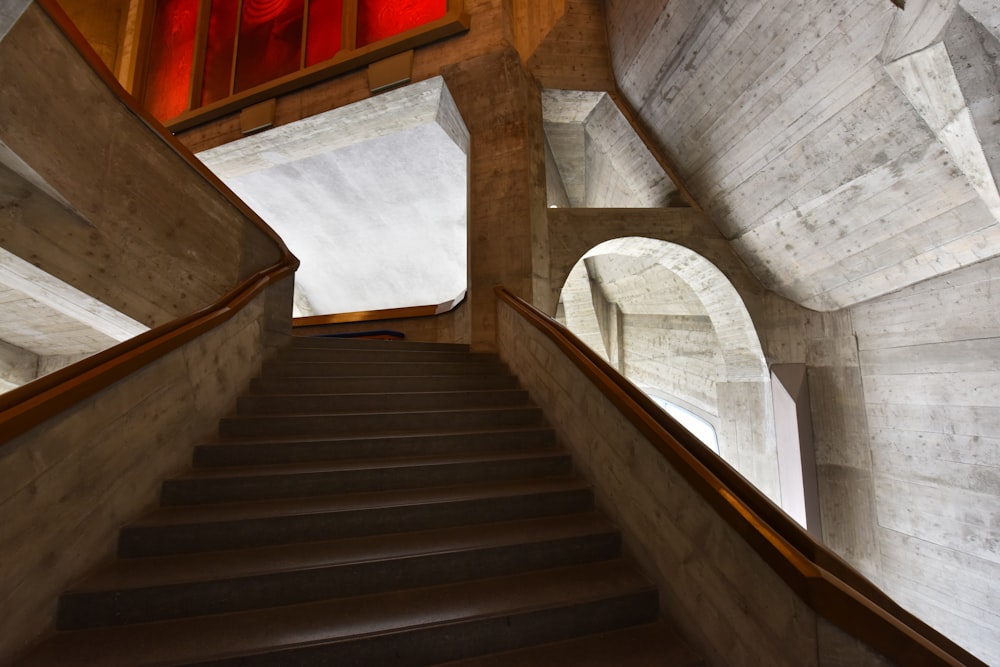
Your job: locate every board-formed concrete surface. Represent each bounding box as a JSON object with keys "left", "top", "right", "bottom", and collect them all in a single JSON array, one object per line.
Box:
[{"left": 198, "top": 77, "right": 469, "bottom": 317}]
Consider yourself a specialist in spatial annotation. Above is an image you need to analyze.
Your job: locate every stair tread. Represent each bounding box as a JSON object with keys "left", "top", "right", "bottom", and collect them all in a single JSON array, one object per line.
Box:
[
  {"left": 241, "top": 388, "right": 528, "bottom": 400},
  {"left": 263, "top": 361, "right": 508, "bottom": 370},
  {"left": 290, "top": 338, "right": 472, "bottom": 352},
  {"left": 435, "top": 621, "right": 703, "bottom": 667},
  {"left": 27, "top": 561, "right": 653, "bottom": 667},
  {"left": 68, "top": 513, "right": 616, "bottom": 592},
  {"left": 25, "top": 341, "right": 686, "bottom": 666},
  {"left": 251, "top": 373, "right": 517, "bottom": 382},
  {"left": 278, "top": 349, "right": 498, "bottom": 361},
  {"left": 129, "top": 476, "right": 587, "bottom": 527},
  {"left": 210, "top": 424, "right": 555, "bottom": 446},
  {"left": 251, "top": 373, "right": 517, "bottom": 391},
  {"left": 222, "top": 405, "right": 541, "bottom": 420},
  {"left": 265, "top": 360, "right": 507, "bottom": 370},
  {"left": 175, "top": 449, "right": 567, "bottom": 480}
]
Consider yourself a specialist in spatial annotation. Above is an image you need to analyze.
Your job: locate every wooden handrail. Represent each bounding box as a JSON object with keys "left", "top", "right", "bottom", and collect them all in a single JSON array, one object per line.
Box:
[
  {"left": 495, "top": 286, "right": 984, "bottom": 667},
  {"left": 0, "top": 0, "right": 299, "bottom": 449},
  {"left": 292, "top": 293, "right": 466, "bottom": 328}
]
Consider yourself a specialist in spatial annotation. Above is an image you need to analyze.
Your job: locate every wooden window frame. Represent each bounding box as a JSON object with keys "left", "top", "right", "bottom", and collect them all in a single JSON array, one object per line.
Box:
[{"left": 135, "top": 0, "right": 469, "bottom": 131}]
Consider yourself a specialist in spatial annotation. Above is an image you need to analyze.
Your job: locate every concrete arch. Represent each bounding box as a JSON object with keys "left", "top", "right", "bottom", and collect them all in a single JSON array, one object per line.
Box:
[
  {"left": 582, "top": 236, "right": 768, "bottom": 382},
  {"left": 558, "top": 234, "right": 781, "bottom": 505}
]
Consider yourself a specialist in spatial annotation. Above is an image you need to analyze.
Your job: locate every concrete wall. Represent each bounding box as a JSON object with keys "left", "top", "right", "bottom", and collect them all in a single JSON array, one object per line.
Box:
[
  {"left": 0, "top": 276, "right": 294, "bottom": 663},
  {"left": 547, "top": 210, "right": 881, "bottom": 571},
  {"left": 0, "top": 5, "right": 297, "bottom": 660},
  {"left": 441, "top": 47, "right": 547, "bottom": 350},
  {"left": 0, "top": 4, "right": 281, "bottom": 329},
  {"left": 599, "top": 2, "right": 999, "bottom": 662},
  {"left": 850, "top": 258, "right": 1000, "bottom": 663},
  {"left": 496, "top": 296, "right": 895, "bottom": 667}
]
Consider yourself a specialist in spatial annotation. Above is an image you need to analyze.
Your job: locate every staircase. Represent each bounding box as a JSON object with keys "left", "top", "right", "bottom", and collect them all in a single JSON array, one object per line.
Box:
[{"left": 18, "top": 337, "right": 702, "bottom": 666}]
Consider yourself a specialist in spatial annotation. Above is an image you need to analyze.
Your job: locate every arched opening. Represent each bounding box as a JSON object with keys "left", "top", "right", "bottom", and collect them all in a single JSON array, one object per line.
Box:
[{"left": 558, "top": 236, "right": 783, "bottom": 507}]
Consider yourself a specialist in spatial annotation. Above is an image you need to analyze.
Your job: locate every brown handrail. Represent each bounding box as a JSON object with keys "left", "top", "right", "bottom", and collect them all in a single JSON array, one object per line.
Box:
[
  {"left": 292, "top": 294, "right": 466, "bottom": 328},
  {"left": 495, "top": 286, "right": 984, "bottom": 667},
  {"left": 0, "top": 0, "right": 299, "bottom": 448},
  {"left": 294, "top": 305, "right": 439, "bottom": 327}
]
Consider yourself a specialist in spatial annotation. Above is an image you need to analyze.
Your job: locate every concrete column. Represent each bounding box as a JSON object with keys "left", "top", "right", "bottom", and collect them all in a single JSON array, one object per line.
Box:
[{"left": 443, "top": 48, "right": 547, "bottom": 350}]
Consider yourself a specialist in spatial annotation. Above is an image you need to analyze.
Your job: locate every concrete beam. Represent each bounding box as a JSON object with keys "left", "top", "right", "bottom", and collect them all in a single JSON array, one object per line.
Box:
[
  {"left": 199, "top": 77, "right": 468, "bottom": 179},
  {"left": 0, "top": 337, "right": 37, "bottom": 388},
  {"left": 0, "top": 246, "right": 147, "bottom": 342},
  {"left": 886, "top": 41, "right": 1000, "bottom": 220}
]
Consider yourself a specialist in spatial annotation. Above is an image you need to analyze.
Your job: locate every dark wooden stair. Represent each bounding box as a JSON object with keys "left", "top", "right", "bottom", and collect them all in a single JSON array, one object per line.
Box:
[{"left": 17, "top": 337, "right": 703, "bottom": 666}]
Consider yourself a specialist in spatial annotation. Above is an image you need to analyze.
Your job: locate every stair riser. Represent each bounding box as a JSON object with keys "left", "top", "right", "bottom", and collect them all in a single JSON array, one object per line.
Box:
[
  {"left": 278, "top": 348, "right": 497, "bottom": 364},
  {"left": 236, "top": 390, "right": 532, "bottom": 415},
  {"left": 59, "top": 532, "right": 620, "bottom": 629},
  {"left": 194, "top": 429, "right": 557, "bottom": 466},
  {"left": 219, "top": 408, "right": 546, "bottom": 437},
  {"left": 250, "top": 374, "right": 519, "bottom": 395},
  {"left": 119, "top": 488, "right": 594, "bottom": 557},
  {"left": 193, "top": 591, "right": 658, "bottom": 667},
  {"left": 161, "top": 456, "right": 571, "bottom": 505},
  {"left": 262, "top": 361, "right": 509, "bottom": 377}
]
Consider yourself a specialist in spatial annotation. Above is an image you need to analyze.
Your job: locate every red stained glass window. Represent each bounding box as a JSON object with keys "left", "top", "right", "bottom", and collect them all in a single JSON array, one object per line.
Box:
[
  {"left": 306, "top": 0, "right": 344, "bottom": 66},
  {"left": 357, "top": 0, "right": 447, "bottom": 47},
  {"left": 200, "top": 0, "right": 239, "bottom": 105},
  {"left": 234, "top": 0, "right": 305, "bottom": 93},
  {"left": 144, "top": 0, "right": 198, "bottom": 121},
  {"left": 144, "top": 0, "right": 459, "bottom": 123}
]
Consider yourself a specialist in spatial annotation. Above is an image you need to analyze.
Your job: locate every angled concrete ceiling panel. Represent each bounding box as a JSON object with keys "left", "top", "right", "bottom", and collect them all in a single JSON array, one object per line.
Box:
[
  {"left": 541, "top": 88, "right": 682, "bottom": 208},
  {"left": 608, "top": 0, "right": 1000, "bottom": 310},
  {"left": 960, "top": 0, "right": 1000, "bottom": 40},
  {"left": 199, "top": 77, "right": 469, "bottom": 316}
]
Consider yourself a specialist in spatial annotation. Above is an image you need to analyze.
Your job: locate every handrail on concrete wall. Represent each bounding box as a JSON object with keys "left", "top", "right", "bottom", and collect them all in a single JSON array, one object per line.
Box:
[
  {"left": 0, "top": 0, "right": 299, "bottom": 449},
  {"left": 494, "top": 285, "right": 984, "bottom": 667}
]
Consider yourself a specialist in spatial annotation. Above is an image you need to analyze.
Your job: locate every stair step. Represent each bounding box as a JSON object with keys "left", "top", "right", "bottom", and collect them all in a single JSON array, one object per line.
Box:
[
  {"left": 277, "top": 347, "right": 498, "bottom": 364},
  {"left": 436, "top": 621, "right": 704, "bottom": 666},
  {"left": 162, "top": 451, "right": 571, "bottom": 505},
  {"left": 262, "top": 360, "right": 510, "bottom": 377},
  {"left": 25, "top": 561, "right": 657, "bottom": 667},
  {"left": 237, "top": 389, "right": 532, "bottom": 415},
  {"left": 219, "top": 406, "right": 546, "bottom": 437},
  {"left": 17, "top": 338, "right": 690, "bottom": 667},
  {"left": 195, "top": 426, "right": 558, "bottom": 466},
  {"left": 119, "top": 477, "right": 593, "bottom": 557},
  {"left": 250, "top": 373, "right": 520, "bottom": 395},
  {"left": 59, "top": 513, "right": 618, "bottom": 629},
  {"left": 291, "top": 337, "right": 472, "bottom": 353}
]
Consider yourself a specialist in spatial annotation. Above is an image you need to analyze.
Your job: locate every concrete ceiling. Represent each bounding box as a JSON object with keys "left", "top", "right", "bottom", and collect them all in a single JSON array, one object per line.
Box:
[
  {"left": 605, "top": 0, "right": 1000, "bottom": 311},
  {"left": 198, "top": 77, "right": 469, "bottom": 317},
  {"left": 542, "top": 89, "right": 685, "bottom": 208},
  {"left": 0, "top": 160, "right": 147, "bottom": 356},
  {"left": 0, "top": 165, "right": 148, "bottom": 393}
]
